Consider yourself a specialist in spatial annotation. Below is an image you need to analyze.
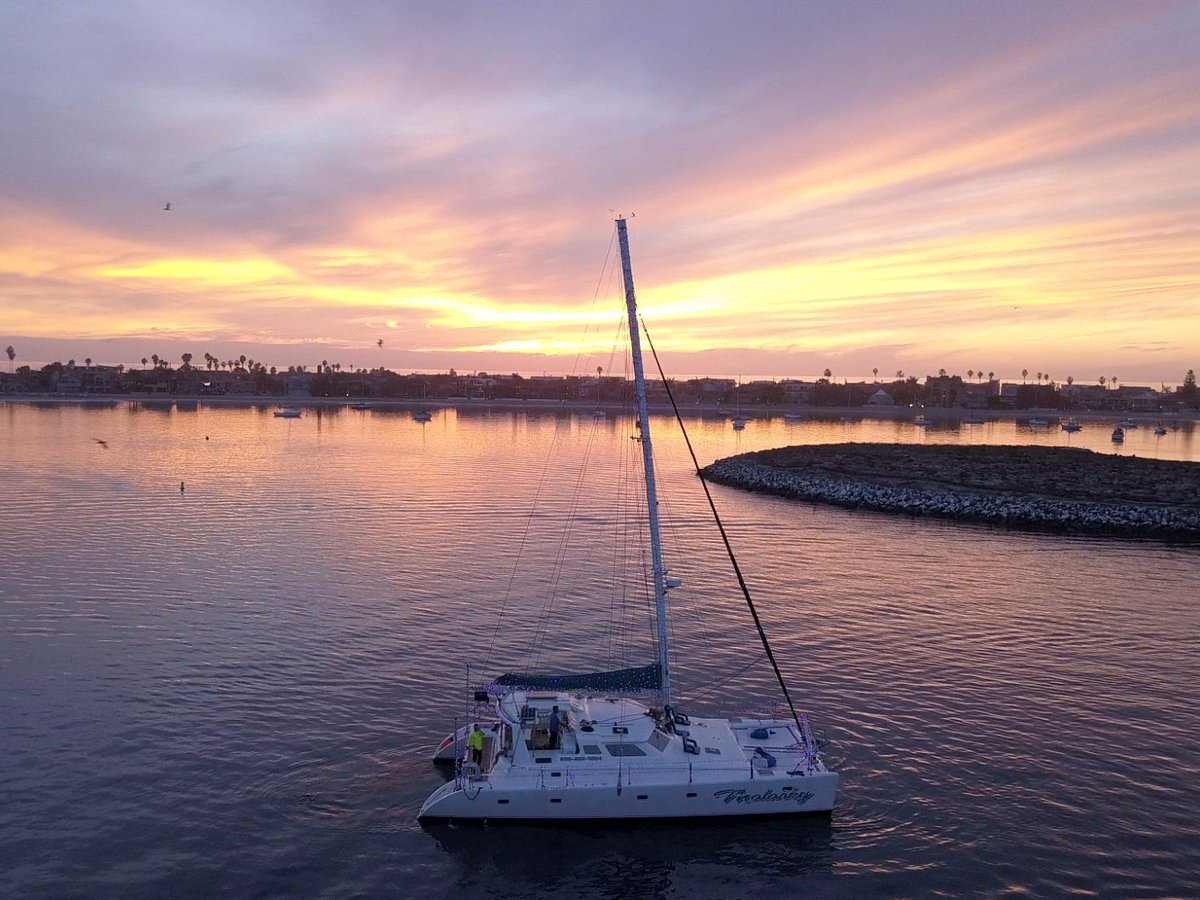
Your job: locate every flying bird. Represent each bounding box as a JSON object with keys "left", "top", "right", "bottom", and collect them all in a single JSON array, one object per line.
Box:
[
  {"left": 164, "top": 202, "right": 171, "bottom": 211},
  {"left": 377, "top": 339, "right": 383, "bottom": 348},
  {"left": 93, "top": 438, "right": 109, "bottom": 449}
]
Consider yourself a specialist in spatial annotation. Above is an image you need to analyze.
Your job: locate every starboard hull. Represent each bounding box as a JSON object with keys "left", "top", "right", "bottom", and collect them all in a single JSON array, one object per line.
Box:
[{"left": 419, "top": 771, "right": 838, "bottom": 821}]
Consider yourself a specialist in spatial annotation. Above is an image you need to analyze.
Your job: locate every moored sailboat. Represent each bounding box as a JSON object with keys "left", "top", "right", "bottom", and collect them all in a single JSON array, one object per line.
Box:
[{"left": 418, "top": 218, "right": 837, "bottom": 822}]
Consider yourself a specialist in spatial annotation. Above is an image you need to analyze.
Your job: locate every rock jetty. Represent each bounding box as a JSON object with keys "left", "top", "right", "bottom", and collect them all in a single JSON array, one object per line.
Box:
[{"left": 702, "top": 444, "right": 1200, "bottom": 539}]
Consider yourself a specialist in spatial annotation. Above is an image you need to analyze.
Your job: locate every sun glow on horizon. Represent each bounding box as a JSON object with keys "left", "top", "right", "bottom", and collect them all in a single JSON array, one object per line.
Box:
[{"left": 2, "top": 3, "right": 1198, "bottom": 381}]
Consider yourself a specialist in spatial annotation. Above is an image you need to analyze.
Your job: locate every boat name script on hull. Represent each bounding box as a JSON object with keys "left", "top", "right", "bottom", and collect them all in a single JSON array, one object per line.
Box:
[{"left": 713, "top": 788, "right": 816, "bottom": 807}]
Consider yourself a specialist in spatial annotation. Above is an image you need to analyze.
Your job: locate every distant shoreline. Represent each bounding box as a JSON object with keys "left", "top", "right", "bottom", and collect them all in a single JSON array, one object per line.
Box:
[
  {"left": 702, "top": 444, "right": 1200, "bottom": 540},
  {"left": 1, "top": 392, "right": 1193, "bottom": 424}
]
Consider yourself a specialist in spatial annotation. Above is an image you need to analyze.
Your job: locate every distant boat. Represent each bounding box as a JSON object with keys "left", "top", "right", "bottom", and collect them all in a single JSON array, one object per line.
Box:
[
  {"left": 349, "top": 403, "right": 371, "bottom": 411},
  {"left": 412, "top": 409, "right": 433, "bottom": 423},
  {"left": 1027, "top": 418, "right": 1050, "bottom": 428},
  {"left": 1153, "top": 423, "right": 1168, "bottom": 436},
  {"left": 274, "top": 407, "right": 302, "bottom": 418},
  {"left": 1061, "top": 419, "right": 1082, "bottom": 433},
  {"left": 730, "top": 378, "right": 747, "bottom": 430},
  {"left": 1119, "top": 419, "right": 1138, "bottom": 429},
  {"left": 783, "top": 412, "right": 804, "bottom": 423},
  {"left": 914, "top": 414, "right": 928, "bottom": 427},
  {"left": 593, "top": 366, "right": 607, "bottom": 418},
  {"left": 962, "top": 416, "right": 985, "bottom": 425},
  {"left": 1111, "top": 426, "right": 1125, "bottom": 443}
]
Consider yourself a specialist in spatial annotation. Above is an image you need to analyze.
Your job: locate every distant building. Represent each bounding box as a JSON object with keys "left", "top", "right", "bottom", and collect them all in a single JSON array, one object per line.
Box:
[{"left": 866, "top": 389, "right": 894, "bottom": 406}]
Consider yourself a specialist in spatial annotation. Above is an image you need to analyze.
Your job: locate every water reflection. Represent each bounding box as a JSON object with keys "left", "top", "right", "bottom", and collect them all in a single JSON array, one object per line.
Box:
[
  {"left": 1, "top": 400, "right": 1198, "bottom": 898},
  {"left": 427, "top": 815, "right": 835, "bottom": 899}
]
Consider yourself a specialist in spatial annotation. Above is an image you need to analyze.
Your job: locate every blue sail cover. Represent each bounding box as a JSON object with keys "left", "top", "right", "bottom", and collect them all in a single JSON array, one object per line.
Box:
[{"left": 494, "top": 663, "right": 661, "bottom": 693}]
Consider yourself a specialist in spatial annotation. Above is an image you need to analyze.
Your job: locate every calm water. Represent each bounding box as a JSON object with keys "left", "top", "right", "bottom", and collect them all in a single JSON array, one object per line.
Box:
[{"left": 2, "top": 401, "right": 1199, "bottom": 898}]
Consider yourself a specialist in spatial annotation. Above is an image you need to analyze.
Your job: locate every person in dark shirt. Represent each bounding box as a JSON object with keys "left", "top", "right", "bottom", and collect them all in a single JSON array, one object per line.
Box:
[{"left": 549, "top": 707, "right": 562, "bottom": 750}]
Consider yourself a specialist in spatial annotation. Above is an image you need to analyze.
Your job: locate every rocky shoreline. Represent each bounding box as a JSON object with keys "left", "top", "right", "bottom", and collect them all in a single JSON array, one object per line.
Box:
[{"left": 702, "top": 444, "right": 1200, "bottom": 540}]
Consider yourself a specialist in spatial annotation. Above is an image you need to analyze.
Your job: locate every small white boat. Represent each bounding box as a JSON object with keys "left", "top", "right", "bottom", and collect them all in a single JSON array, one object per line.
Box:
[
  {"left": 783, "top": 412, "right": 804, "bottom": 423},
  {"left": 412, "top": 409, "right": 433, "bottom": 423},
  {"left": 1153, "top": 423, "right": 1167, "bottom": 435},
  {"left": 962, "top": 416, "right": 985, "bottom": 426},
  {"left": 913, "top": 414, "right": 928, "bottom": 427},
  {"left": 1061, "top": 419, "right": 1082, "bottom": 433},
  {"left": 731, "top": 416, "right": 748, "bottom": 431},
  {"left": 273, "top": 407, "right": 302, "bottom": 418},
  {"left": 1111, "top": 426, "right": 1125, "bottom": 443},
  {"left": 1027, "top": 418, "right": 1050, "bottom": 428},
  {"left": 1119, "top": 419, "right": 1138, "bottom": 429}
]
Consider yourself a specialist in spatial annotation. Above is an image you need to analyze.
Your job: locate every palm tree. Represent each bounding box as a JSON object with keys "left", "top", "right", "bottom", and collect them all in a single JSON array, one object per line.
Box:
[
  {"left": 988, "top": 371, "right": 994, "bottom": 382},
  {"left": 5, "top": 345, "right": 14, "bottom": 373},
  {"left": 142, "top": 357, "right": 148, "bottom": 369},
  {"left": 1111, "top": 376, "right": 1118, "bottom": 391},
  {"left": 84, "top": 357, "right": 92, "bottom": 367},
  {"left": 967, "top": 369, "right": 974, "bottom": 382},
  {"left": 181, "top": 353, "right": 193, "bottom": 369},
  {"left": 151, "top": 354, "right": 159, "bottom": 369},
  {"left": 1022, "top": 368, "right": 1028, "bottom": 384},
  {"left": 1099, "top": 376, "right": 1107, "bottom": 389},
  {"left": 872, "top": 367, "right": 878, "bottom": 382},
  {"left": 938, "top": 368, "right": 947, "bottom": 377},
  {"left": 895, "top": 370, "right": 904, "bottom": 380}
]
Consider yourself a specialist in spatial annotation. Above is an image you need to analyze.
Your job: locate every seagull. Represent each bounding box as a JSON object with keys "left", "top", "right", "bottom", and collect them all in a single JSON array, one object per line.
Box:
[
  {"left": 164, "top": 202, "right": 171, "bottom": 211},
  {"left": 93, "top": 438, "right": 109, "bottom": 449}
]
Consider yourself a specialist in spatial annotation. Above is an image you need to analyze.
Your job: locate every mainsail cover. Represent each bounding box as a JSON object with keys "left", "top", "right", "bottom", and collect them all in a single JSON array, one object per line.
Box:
[{"left": 494, "top": 663, "right": 661, "bottom": 693}]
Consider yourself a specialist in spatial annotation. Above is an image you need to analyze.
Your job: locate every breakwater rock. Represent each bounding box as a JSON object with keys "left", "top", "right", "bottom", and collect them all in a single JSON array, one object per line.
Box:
[{"left": 702, "top": 444, "right": 1200, "bottom": 539}]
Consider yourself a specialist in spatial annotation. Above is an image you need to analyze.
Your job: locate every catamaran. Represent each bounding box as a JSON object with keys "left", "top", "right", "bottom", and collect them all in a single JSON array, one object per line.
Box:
[{"left": 418, "top": 218, "right": 838, "bottom": 822}]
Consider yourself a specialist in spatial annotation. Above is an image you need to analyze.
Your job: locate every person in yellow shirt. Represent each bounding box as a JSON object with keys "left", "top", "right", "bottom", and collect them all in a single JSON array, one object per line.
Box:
[{"left": 468, "top": 725, "right": 484, "bottom": 766}]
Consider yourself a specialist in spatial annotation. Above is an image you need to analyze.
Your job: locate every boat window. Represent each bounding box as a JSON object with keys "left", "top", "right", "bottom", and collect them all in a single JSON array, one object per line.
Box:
[
  {"left": 648, "top": 729, "right": 670, "bottom": 752},
  {"left": 583, "top": 744, "right": 601, "bottom": 755},
  {"left": 605, "top": 744, "right": 646, "bottom": 757}
]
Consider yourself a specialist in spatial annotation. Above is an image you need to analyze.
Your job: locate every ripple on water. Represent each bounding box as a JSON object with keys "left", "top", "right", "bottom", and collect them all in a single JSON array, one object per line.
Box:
[{"left": 2, "top": 403, "right": 1200, "bottom": 897}]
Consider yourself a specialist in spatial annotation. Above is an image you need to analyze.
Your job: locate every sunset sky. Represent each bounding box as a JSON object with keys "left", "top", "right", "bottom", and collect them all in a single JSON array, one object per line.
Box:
[{"left": 2, "top": 1, "right": 1198, "bottom": 385}]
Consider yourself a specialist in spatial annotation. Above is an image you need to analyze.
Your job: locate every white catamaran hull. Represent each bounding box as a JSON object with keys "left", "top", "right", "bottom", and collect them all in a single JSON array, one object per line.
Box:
[
  {"left": 420, "top": 770, "right": 837, "bottom": 821},
  {"left": 421, "top": 698, "right": 837, "bottom": 822}
]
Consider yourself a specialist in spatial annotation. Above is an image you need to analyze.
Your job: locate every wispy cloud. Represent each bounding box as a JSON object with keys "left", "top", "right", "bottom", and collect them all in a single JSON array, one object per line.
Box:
[{"left": 1, "top": 1, "right": 1198, "bottom": 381}]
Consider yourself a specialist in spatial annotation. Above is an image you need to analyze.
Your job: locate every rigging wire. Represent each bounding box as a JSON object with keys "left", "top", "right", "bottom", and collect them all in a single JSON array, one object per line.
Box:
[
  {"left": 640, "top": 316, "right": 806, "bottom": 732},
  {"left": 685, "top": 651, "right": 770, "bottom": 703}
]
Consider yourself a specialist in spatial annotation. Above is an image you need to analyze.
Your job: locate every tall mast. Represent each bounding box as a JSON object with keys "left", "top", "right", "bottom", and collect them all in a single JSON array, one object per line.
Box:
[{"left": 616, "top": 217, "right": 672, "bottom": 709}]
